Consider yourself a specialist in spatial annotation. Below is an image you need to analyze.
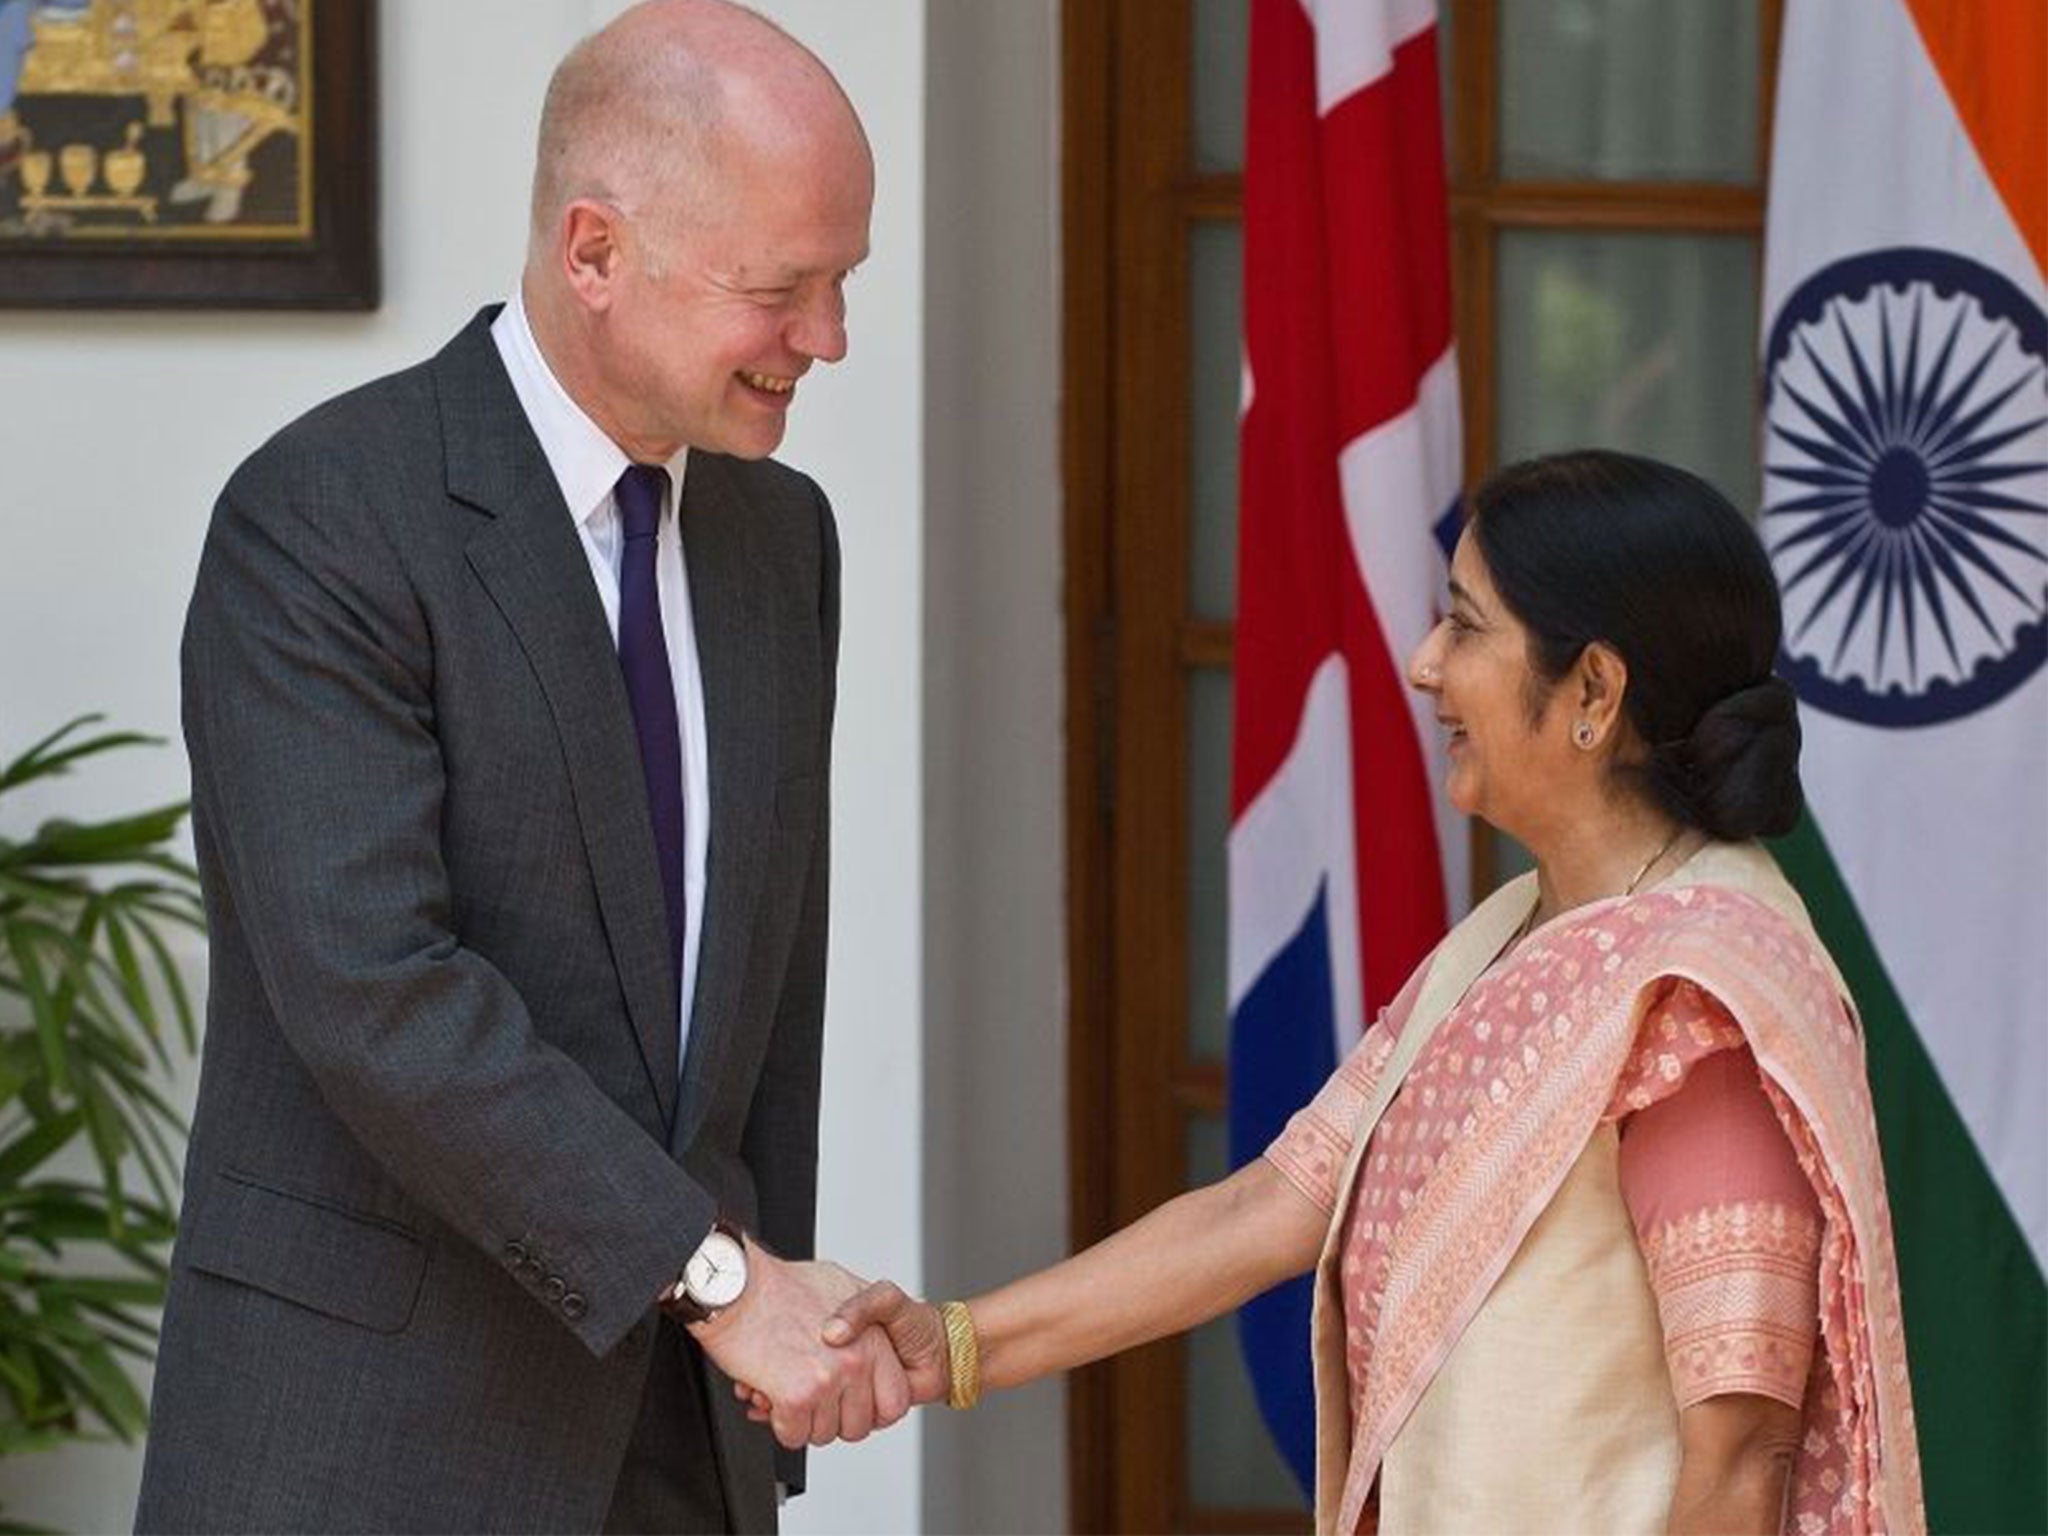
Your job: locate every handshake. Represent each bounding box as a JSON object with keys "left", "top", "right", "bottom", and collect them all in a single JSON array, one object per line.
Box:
[{"left": 686, "top": 1240, "right": 963, "bottom": 1450}]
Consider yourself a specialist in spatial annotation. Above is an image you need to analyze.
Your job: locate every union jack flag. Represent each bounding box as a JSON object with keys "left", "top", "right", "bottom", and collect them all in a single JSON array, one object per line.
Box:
[{"left": 1227, "top": 0, "right": 1464, "bottom": 1491}]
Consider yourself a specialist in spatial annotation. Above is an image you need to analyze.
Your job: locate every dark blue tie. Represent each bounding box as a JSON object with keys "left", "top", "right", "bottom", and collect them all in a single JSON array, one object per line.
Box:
[{"left": 614, "top": 464, "right": 686, "bottom": 998}]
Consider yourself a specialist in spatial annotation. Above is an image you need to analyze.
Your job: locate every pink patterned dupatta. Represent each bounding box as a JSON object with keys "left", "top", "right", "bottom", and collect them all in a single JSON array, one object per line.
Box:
[{"left": 1297, "top": 844, "right": 1923, "bottom": 1534}]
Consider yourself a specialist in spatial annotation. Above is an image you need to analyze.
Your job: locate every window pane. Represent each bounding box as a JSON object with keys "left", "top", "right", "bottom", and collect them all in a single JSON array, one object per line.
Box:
[
  {"left": 1496, "top": 230, "right": 1761, "bottom": 513},
  {"left": 1190, "top": 221, "right": 1244, "bottom": 621},
  {"left": 1188, "top": 666, "right": 1232, "bottom": 1063},
  {"left": 1192, "top": 0, "right": 1249, "bottom": 173},
  {"left": 1185, "top": 1114, "right": 1308, "bottom": 1511},
  {"left": 1489, "top": 829, "right": 1537, "bottom": 893},
  {"left": 1500, "top": 0, "right": 1759, "bottom": 183},
  {"left": 1437, "top": 0, "right": 1455, "bottom": 144}
]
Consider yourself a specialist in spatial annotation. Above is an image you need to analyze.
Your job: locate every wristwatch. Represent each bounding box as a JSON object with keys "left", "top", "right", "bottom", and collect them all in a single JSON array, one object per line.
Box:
[{"left": 659, "top": 1219, "right": 749, "bottom": 1324}]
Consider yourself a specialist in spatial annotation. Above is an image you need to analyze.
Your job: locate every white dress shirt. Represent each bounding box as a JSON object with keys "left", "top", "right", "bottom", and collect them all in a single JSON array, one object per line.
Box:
[{"left": 491, "top": 291, "right": 711, "bottom": 1066}]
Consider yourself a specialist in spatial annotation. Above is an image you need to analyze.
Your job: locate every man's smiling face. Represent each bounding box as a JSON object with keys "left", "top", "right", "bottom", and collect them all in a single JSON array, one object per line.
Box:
[{"left": 600, "top": 117, "right": 873, "bottom": 461}]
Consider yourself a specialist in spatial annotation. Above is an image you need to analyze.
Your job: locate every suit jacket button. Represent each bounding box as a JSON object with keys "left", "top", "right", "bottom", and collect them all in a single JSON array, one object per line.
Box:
[
  {"left": 519, "top": 1254, "right": 544, "bottom": 1280},
  {"left": 503, "top": 1241, "right": 527, "bottom": 1268},
  {"left": 562, "top": 1292, "right": 588, "bottom": 1321},
  {"left": 543, "top": 1275, "right": 567, "bottom": 1303}
]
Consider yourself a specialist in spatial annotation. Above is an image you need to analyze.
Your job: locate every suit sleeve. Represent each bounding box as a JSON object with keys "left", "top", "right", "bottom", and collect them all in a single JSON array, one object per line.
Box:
[
  {"left": 739, "top": 483, "right": 839, "bottom": 1495},
  {"left": 182, "top": 447, "right": 712, "bottom": 1358}
]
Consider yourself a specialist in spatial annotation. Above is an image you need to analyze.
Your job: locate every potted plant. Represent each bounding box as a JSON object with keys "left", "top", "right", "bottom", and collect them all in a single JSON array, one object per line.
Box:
[{"left": 0, "top": 717, "right": 201, "bottom": 1498}]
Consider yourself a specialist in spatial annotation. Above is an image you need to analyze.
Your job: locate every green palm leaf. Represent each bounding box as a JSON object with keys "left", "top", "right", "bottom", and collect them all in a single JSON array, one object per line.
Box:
[{"left": 0, "top": 720, "right": 202, "bottom": 1511}]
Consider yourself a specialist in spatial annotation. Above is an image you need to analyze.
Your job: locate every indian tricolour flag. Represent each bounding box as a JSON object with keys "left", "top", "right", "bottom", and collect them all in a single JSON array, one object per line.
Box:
[{"left": 1760, "top": 2, "right": 2046, "bottom": 1529}]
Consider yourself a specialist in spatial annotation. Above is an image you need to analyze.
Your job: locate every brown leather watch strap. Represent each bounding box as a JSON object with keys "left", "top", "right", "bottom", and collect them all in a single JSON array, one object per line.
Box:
[{"left": 656, "top": 1218, "right": 743, "bottom": 1325}]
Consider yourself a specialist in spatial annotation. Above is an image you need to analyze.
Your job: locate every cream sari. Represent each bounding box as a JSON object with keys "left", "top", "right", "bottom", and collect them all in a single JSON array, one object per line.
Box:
[{"left": 1301, "top": 842, "right": 1923, "bottom": 1534}]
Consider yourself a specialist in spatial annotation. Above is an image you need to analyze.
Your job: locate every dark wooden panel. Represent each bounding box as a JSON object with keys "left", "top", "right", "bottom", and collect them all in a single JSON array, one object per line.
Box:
[
  {"left": 1453, "top": 181, "right": 1764, "bottom": 231},
  {"left": 1179, "top": 622, "right": 1234, "bottom": 669},
  {"left": 1061, "top": 0, "right": 1116, "bottom": 1527},
  {"left": 1186, "top": 1508, "right": 1315, "bottom": 1536},
  {"left": 1105, "top": 0, "right": 1197, "bottom": 1521}
]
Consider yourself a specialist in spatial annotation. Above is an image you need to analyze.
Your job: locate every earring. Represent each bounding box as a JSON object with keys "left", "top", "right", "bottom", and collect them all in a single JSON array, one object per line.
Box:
[{"left": 1573, "top": 721, "right": 1596, "bottom": 749}]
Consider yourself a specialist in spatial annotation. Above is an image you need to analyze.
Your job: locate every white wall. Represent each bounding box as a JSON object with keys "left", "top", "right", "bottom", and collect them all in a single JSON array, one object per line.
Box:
[
  {"left": 921, "top": 1, "right": 1067, "bottom": 1531},
  {"left": 0, "top": 1, "right": 939, "bottom": 1530}
]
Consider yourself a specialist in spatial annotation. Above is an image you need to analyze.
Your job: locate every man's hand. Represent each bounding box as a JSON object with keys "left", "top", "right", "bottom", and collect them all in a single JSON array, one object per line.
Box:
[
  {"left": 737, "top": 1278, "right": 954, "bottom": 1439},
  {"left": 690, "top": 1243, "right": 912, "bottom": 1449}
]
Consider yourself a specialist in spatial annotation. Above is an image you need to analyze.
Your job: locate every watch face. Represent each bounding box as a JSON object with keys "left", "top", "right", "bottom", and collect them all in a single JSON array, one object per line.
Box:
[{"left": 686, "top": 1231, "right": 748, "bottom": 1309}]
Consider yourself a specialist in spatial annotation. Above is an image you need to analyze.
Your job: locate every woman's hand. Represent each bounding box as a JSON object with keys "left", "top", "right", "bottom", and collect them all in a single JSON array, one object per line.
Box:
[
  {"left": 823, "top": 1282, "right": 953, "bottom": 1405},
  {"left": 1666, "top": 1391, "right": 1804, "bottom": 1535}
]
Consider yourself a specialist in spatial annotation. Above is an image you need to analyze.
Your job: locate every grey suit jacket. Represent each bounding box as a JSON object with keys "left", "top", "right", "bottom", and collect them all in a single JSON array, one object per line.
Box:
[{"left": 135, "top": 309, "right": 838, "bottom": 1534}]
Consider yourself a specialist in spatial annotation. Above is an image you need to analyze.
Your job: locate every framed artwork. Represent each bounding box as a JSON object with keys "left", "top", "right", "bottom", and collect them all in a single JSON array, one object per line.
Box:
[{"left": 0, "top": 0, "right": 376, "bottom": 309}]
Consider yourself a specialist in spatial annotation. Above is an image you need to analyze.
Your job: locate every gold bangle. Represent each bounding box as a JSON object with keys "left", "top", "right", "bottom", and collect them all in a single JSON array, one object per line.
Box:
[{"left": 939, "top": 1300, "right": 981, "bottom": 1410}]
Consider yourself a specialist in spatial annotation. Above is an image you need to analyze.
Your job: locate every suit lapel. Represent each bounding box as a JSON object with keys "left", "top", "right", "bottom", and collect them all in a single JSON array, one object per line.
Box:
[
  {"left": 671, "top": 454, "right": 779, "bottom": 1151},
  {"left": 436, "top": 312, "right": 681, "bottom": 1127}
]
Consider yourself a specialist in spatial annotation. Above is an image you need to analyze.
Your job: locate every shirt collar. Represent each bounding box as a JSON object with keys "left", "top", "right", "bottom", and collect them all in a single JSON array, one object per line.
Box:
[{"left": 491, "top": 286, "right": 689, "bottom": 526}]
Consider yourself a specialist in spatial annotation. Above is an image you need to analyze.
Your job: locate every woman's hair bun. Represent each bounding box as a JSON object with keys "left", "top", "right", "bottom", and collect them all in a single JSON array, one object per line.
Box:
[{"left": 1651, "top": 678, "right": 1804, "bottom": 841}]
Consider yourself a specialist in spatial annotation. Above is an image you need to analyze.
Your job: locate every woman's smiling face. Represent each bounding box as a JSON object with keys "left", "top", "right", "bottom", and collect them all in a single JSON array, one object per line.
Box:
[{"left": 1407, "top": 529, "right": 1577, "bottom": 835}]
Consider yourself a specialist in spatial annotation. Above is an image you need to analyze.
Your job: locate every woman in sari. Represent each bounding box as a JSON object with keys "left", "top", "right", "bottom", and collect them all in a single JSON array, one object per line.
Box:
[{"left": 762, "top": 450, "right": 1923, "bottom": 1534}]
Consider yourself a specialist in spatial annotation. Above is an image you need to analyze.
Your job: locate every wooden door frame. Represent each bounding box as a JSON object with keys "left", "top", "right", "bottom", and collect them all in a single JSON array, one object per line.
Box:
[
  {"left": 1066, "top": 2, "right": 1211, "bottom": 1527},
  {"left": 1061, "top": 0, "right": 1117, "bottom": 1525}
]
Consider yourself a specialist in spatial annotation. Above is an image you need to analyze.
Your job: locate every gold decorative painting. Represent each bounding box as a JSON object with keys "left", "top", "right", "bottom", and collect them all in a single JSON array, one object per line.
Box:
[{"left": 0, "top": 0, "right": 375, "bottom": 308}]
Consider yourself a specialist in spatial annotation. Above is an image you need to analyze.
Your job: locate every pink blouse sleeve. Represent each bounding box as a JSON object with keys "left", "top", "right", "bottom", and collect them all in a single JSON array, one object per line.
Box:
[
  {"left": 1262, "top": 952, "right": 1432, "bottom": 1215},
  {"left": 1261, "top": 1018, "right": 1393, "bottom": 1215},
  {"left": 1617, "top": 989, "right": 1823, "bottom": 1412}
]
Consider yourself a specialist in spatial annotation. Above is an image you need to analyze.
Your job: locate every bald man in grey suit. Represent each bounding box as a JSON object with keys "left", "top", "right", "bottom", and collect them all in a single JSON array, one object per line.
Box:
[{"left": 135, "top": 5, "right": 906, "bottom": 1531}]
